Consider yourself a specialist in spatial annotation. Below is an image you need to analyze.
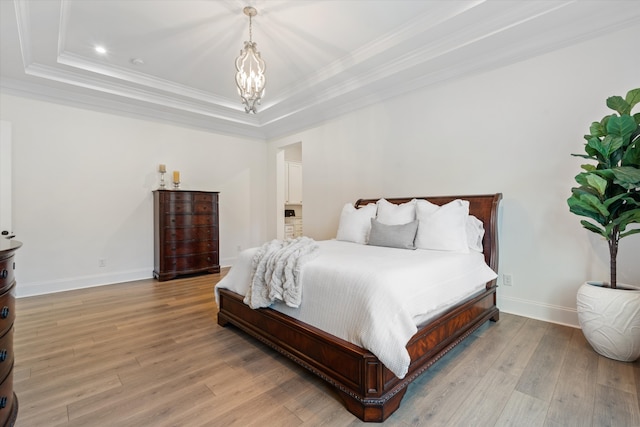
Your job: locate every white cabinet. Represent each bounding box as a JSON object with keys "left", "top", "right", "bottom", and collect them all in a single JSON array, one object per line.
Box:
[
  {"left": 284, "top": 224, "right": 295, "bottom": 239},
  {"left": 285, "top": 161, "right": 302, "bottom": 204},
  {"left": 284, "top": 218, "right": 303, "bottom": 239}
]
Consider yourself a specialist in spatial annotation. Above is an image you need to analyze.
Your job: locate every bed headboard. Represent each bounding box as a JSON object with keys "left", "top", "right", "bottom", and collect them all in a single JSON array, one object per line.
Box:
[{"left": 354, "top": 194, "right": 502, "bottom": 277}]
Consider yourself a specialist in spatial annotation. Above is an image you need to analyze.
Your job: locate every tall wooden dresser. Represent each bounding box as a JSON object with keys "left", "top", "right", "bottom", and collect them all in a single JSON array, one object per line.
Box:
[
  {"left": 0, "top": 239, "right": 20, "bottom": 427},
  {"left": 153, "top": 190, "right": 220, "bottom": 281}
]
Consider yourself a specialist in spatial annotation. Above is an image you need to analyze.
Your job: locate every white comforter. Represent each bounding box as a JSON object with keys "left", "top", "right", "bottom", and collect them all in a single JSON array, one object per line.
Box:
[{"left": 215, "top": 239, "right": 497, "bottom": 379}]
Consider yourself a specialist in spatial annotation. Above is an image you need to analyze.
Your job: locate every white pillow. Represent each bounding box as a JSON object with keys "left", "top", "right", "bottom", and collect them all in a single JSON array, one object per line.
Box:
[
  {"left": 415, "top": 199, "right": 469, "bottom": 253},
  {"left": 376, "top": 198, "right": 416, "bottom": 225},
  {"left": 466, "top": 215, "right": 485, "bottom": 252},
  {"left": 336, "top": 203, "right": 377, "bottom": 244}
]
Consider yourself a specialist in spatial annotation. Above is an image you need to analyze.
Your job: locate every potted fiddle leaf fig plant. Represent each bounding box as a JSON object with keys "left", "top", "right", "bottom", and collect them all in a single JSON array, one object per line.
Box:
[{"left": 567, "top": 87, "right": 640, "bottom": 362}]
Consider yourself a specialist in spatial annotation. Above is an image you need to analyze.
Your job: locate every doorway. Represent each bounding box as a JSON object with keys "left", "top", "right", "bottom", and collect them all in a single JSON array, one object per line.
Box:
[{"left": 278, "top": 142, "right": 302, "bottom": 240}]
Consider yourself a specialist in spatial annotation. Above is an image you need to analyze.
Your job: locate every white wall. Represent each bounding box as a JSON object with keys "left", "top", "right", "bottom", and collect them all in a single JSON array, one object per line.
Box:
[
  {"left": 0, "top": 94, "right": 268, "bottom": 296},
  {"left": 268, "top": 25, "right": 640, "bottom": 327}
]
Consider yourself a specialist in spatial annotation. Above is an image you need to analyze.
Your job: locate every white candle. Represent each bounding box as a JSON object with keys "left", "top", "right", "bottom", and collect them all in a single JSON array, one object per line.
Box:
[{"left": 159, "top": 164, "right": 166, "bottom": 173}]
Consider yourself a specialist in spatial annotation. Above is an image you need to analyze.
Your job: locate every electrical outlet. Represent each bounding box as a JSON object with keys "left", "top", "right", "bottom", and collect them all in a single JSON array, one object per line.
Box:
[
  {"left": 98, "top": 258, "right": 107, "bottom": 268},
  {"left": 503, "top": 274, "right": 512, "bottom": 286},
  {"left": 236, "top": 245, "right": 242, "bottom": 252}
]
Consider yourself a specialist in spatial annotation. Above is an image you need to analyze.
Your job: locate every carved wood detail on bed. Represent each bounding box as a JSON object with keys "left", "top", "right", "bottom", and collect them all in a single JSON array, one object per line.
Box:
[{"left": 217, "top": 193, "right": 502, "bottom": 422}]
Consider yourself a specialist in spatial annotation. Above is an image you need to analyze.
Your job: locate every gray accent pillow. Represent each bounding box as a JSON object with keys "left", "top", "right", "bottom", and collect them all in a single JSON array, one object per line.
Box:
[{"left": 368, "top": 218, "right": 418, "bottom": 250}]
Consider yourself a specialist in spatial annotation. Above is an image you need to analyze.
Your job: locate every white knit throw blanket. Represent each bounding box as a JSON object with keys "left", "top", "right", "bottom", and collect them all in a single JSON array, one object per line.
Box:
[{"left": 244, "top": 237, "right": 320, "bottom": 309}]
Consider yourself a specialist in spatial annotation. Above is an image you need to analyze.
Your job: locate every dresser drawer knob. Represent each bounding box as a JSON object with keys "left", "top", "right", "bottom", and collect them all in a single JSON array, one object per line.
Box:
[
  {"left": 0, "top": 270, "right": 6, "bottom": 279},
  {"left": 0, "top": 307, "right": 9, "bottom": 319},
  {"left": 0, "top": 349, "right": 6, "bottom": 362},
  {"left": 0, "top": 396, "right": 6, "bottom": 409}
]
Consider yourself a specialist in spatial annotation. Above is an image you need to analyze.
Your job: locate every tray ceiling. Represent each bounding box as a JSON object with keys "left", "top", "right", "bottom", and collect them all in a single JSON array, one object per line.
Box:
[{"left": 1, "top": 0, "right": 639, "bottom": 139}]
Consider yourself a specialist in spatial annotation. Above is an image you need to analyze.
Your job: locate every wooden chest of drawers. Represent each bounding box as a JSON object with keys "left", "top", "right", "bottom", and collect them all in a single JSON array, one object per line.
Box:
[
  {"left": 153, "top": 190, "right": 220, "bottom": 281},
  {"left": 0, "top": 239, "right": 20, "bottom": 427}
]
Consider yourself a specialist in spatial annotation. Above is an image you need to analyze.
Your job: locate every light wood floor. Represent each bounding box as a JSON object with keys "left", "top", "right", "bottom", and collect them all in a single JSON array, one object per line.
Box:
[{"left": 13, "top": 271, "right": 640, "bottom": 426}]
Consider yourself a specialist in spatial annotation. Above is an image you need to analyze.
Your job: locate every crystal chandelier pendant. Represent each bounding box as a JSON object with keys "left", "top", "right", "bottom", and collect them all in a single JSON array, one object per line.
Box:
[{"left": 235, "top": 7, "right": 266, "bottom": 114}]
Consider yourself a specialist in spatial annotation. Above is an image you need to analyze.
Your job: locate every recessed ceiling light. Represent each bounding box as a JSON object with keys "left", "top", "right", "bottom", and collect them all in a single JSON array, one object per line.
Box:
[{"left": 94, "top": 46, "right": 107, "bottom": 55}]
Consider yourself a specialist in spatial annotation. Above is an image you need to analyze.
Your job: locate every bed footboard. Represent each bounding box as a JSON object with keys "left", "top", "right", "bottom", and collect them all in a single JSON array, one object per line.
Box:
[{"left": 217, "top": 286, "right": 498, "bottom": 422}]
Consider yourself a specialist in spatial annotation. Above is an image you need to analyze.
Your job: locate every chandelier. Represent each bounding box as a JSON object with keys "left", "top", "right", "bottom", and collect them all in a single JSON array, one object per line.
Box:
[{"left": 235, "top": 6, "right": 266, "bottom": 114}]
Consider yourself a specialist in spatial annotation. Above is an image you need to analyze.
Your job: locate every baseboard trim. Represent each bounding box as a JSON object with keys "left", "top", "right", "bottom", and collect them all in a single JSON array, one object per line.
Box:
[
  {"left": 219, "top": 257, "right": 236, "bottom": 268},
  {"left": 498, "top": 295, "right": 579, "bottom": 328},
  {"left": 17, "top": 268, "right": 152, "bottom": 297}
]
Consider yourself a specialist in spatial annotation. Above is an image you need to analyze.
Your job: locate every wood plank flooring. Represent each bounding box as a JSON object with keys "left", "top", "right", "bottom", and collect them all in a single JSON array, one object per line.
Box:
[{"left": 13, "top": 271, "right": 640, "bottom": 426}]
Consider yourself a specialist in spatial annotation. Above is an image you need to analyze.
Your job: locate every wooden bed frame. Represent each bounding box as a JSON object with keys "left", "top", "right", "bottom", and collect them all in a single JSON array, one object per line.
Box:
[{"left": 217, "top": 193, "right": 502, "bottom": 422}]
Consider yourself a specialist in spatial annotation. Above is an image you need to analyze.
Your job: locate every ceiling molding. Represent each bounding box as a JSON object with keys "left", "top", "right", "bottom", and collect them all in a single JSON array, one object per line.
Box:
[{"left": 2, "top": 0, "right": 639, "bottom": 140}]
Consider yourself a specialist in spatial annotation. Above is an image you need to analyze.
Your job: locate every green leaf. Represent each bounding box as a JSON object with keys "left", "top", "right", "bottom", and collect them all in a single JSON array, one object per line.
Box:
[
  {"left": 580, "top": 138, "right": 601, "bottom": 159},
  {"left": 610, "top": 166, "right": 640, "bottom": 189},
  {"left": 608, "top": 95, "right": 630, "bottom": 115},
  {"left": 613, "top": 206, "right": 640, "bottom": 221},
  {"left": 603, "top": 192, "right": 638, "bottom": 210},
  {"left": 574, "top": 172, "right": 595, "bottom": 187},
  {"left": 571, "top": 153, "right": 595, "bottom": 161},
  {"left": 625, "top": 88, "right": 640, "bottom": 110},
  {"left": 621, "top": 228, "right": 640, "bottom": 238},
  {"left": 614, "top": 210, "right": 640, "bottom": 233},
  {"left": 586, "top": 136, "right": 610, "bottom": 162},
  {"left": 622, "top": 141, "right": 640, "bottom": 167},
  {"left": 571, "top": 186, "right": 599, "bottom": 200},
  {"left": 589, "top": 121, "right": 606, "bottom": 137},
  {"left": 606, "top": 115, "right": 636, "bottom": 141},
  {"left": 607, "top": 134, "right": 625, "bottom": 156},
  {"left": 626, "top": 207, "right": 640, "bottom": 217},
  {"left": 577, "top": 172, "right": 608, "bottom": 196},
  {"left": 580, "top": 219, "right": 607, "bottom": 237},
  {"left": 568, "top": 192, "right": 609, "bottom": 225}
]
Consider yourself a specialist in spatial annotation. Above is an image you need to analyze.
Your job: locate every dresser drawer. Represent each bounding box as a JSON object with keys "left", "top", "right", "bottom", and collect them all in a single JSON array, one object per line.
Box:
[
  {"left": 163, "top": 226, "right": 217, "bottom": 242},
  {"left": 164, "top": 201, "right": 193, "bottom": 214},
  {"left": 0, "top": 286, "right": 15, "bottom": 338},
  {"left": 0, "top": 327, "right": 13, "bottom": 383},
  {"left": 0, "top": 256, "right": 15, "bottom": 294},
  {"left": 193, "top": 193, "right": 214, "bottom": 202},
  {"left": 163, "top": 240, "right": 218, "bottom": 256},
  {"left": 160, "top": 192, "right": 192, "bottom": 202},
  {"left": 0, "top": 366, "right": 14, "bottom": 423},
  {"left": 194, "top": 202, "right": 216, "bottom": 214},
  {"left": 169, "top": 253, "right": 218, "bottom": 271},
  {"left": 166, "top": 214, "right": 214, "bottom": 227}
]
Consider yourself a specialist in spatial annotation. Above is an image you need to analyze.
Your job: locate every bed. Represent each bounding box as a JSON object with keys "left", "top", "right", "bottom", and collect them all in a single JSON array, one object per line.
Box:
[{"left": 216, "top": 193, "right": 502, "bottom": 422}]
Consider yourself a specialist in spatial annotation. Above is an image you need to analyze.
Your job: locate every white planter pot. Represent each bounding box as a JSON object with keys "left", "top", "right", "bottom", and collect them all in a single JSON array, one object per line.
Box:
[{"left": 576, "top": 281, "right": 640, "bottom": 362}]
